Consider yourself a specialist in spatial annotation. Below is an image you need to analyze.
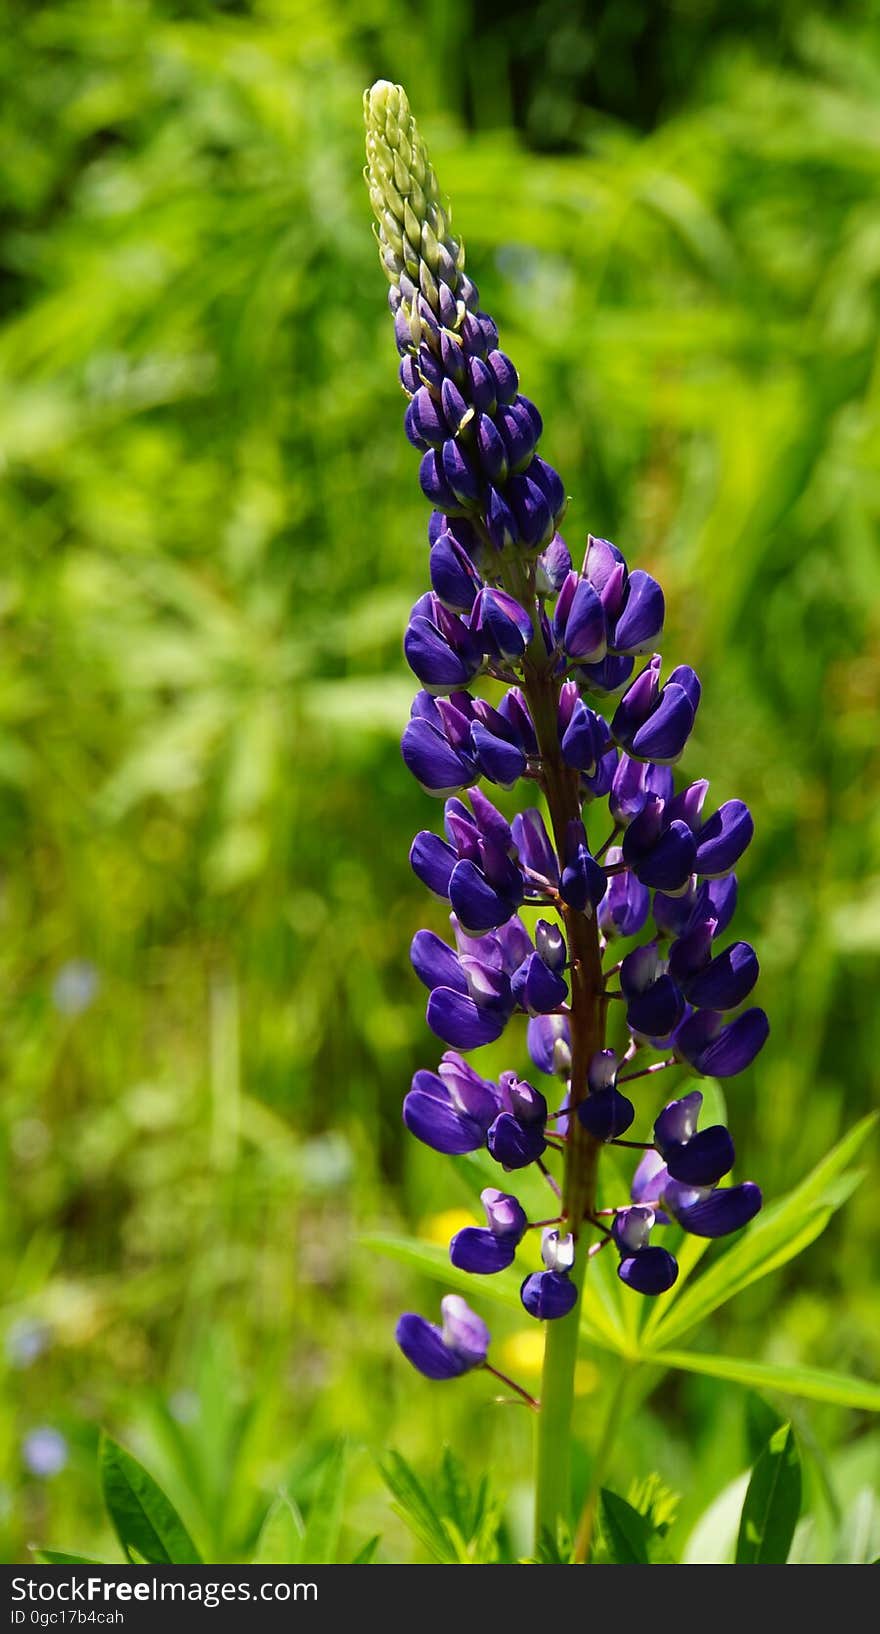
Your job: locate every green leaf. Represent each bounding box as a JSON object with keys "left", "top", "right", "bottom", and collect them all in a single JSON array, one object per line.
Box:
[
  {"left": 649, "top": 1349, "right": 880, "bottom": 1412},
  {"left": 646, "top": 1113, "right": 877, "bottom": 1349},
  {"left": 350, "top": 1534, "right": 381, "bottom": 1564},
  {"left": 33, "top": 1550, "right": 105, "bottom": 1565},
  {"left": 298, "top": 1441, "right": 347, "bottom": 1565},
  {"left": 252, "top": 1490, "right": 305, "bottom": 1565},
  {"left": 736, "top": 1423, "right": 802, "bottom": 1564},
  {"left": 380, "top": 1450, "right": 459, "bottom": 1565},
  {"left": 599, "top": 1489, "right": 654, "bottom": 1564},
  {"left": 100, "top": 1434, "right": 201, "bottom": 1565}
]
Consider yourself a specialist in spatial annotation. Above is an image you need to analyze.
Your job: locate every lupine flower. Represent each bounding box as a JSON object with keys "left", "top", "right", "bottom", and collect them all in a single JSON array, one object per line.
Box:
[
  {"left": 397, "top": 1295, "right": 490, "bottom": 1379},
  {"left": 521, "top": 1229, "right": 578, "bottom": 1318},
  {"left": 450, "top": 1188, "right": 528, "bottom": 1272},
  {"left": 364, "top": 80, "right": 767, "bottom": 1395}
]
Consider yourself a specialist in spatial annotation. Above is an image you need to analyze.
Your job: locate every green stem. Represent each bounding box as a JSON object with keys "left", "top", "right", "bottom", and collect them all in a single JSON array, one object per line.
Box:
[
  {"left": 533, "top": 1236, "right": 587, "bottom": 1554},
  {"left": 572, "top": 1363, "right": 632, "bottom": 1563},
  {"left": 498, "top": 555, "right": 606, "bottom": 1557}
]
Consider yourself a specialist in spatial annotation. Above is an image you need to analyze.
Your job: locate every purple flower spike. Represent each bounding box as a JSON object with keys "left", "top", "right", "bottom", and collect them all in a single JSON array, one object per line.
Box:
[
  {"left": 365, "top": 79, "right": 769, "bottom": 1370},
  {"left": 675, "top": 1006, "right": 769, "bottom": 1077},
  {"left": 520, "top": 1271, "right": 578, "bottom": 1320},
  {"left": 673, "top": 1181, "right": 763, "bottom": 1237},
  {"left": 617, "top": 1247, "right": 679, "bottom": 1296},
  {"left": 577, "top": 1087, "right": 635, "bottom": 1142}
]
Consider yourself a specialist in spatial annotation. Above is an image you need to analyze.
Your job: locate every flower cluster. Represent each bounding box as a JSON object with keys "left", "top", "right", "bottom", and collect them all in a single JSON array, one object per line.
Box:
[{"left": 364, "top": 81, "right": 767, "bottom": 1389}]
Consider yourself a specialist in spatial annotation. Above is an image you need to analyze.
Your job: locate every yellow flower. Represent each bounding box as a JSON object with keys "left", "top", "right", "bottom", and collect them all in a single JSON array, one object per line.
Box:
[{"left": 420, "top": 1208, "right": 476, "bottom": 1247}]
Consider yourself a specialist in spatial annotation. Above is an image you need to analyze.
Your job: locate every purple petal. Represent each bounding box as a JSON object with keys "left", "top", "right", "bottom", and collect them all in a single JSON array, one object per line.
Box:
[
  {"left": 675, "top": 1007, "right": 769, "bottom": 1077},
  {"left": 510, "top": 951, "right": 568, "bottom": 1015},
  {"left": 403, "top": 1080, "right": 488, "bottom": 1155},
  {"left": 630, "top": 682, "right": 696, "bottom": 764},
  {"left": 598, "top": 859, "right": 651, "bottom": 940},
  {"left": 674, "top": 1182, "right": 763, "bottom": 1237},
  {"left": 520, "top": 1270, "right": 578, "bottom": 1320},
  {"left": 694, "top": 800, "right": 754, "bottom": 877},
  {"left": 429, "top": 532, "right": 481, "bottom": 613},
  {"left": 410, "top": 930, "right": 467, "bottom": 993},
  {"left": 526, "top": 1013, "right": 571, "bottom": 1076},
  {"left": 482, "top": 1187, "right": 527, "bottom": 1239},
  {"left": 449, "top": 858, "right": 522, "bottom": 935},
  {"left": 410, "top": 831, "right": 457, "bottom": 897},
  {"left": 441, "top": 1294, "right": 490, "bottom": 1364},
  {"left": 404, "top": 616, "right": 479, "bottom": 693},
  {"left": 611, "top": 571, "right": 665, "bottom": 655},
  {"left": 617, "top": 1247, "right": 679, "bottom": 1296},
  {"left": 487, "top": 1112, "right": 546, "bottom": 1169},
  {"left": 401, "top": 717, "right": 475, "bottom": 796},
  {"left": 561, "top": 578, "right": 607, "bottom": 662},
  {"left": 665, "top": 1125, "right": 735, "bottom": 1186},
  {"left": 625, "top": 974, "right": 685, "bottom": 1040},
  {"left": 470, "top": 723, "right": 527, "bottom": 787},
  {"left": 426, "top": 987, "right": 508, "bottom": 1049},
  {"left": 449, "top": 1228, "right": 517, "bottom": 1274},
  {"left": 686, "top": 941, "right": 759, "bottom": 1010},
  {"left": 396, "top": 1314, "right": 470, "bottom": 1378},
  {"left": 512, "top": 809, "right": 558, "bottom": 883},
  {"left": 576, "top": 1087, "right": 635, "bottom": 1141},
  {"left": 629, "top": 819, "right": 697, "bottom": 893}
]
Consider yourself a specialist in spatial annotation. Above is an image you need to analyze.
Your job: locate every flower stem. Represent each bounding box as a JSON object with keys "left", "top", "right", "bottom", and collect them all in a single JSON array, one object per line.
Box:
[
  {"left": 501, "top": 556, "right": 606, "bottom": 1556},
  {"left": 572, "top": 1363, "right": 633, "bottom": 1562}
]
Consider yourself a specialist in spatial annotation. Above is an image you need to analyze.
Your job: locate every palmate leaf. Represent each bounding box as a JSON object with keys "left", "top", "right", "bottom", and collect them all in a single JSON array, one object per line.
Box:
[
  {"left": 646, "top": 1349, "right": 880, "bottom": 1412},
  {"left": 380, "top": 1451, "right": 460, "bottom": 1565},
  {"left": 643, "top": 1113, "right": 877, "bottom": 1350},
  {"left": 100, "top": 1434, "right": 201, "bottom": 1565},
  {"left": 597, "top": 1489, "right": 674, "bottom": 1564},
  {"left": 736, "top": 1423, "right": 802, "bottom": 1564}
]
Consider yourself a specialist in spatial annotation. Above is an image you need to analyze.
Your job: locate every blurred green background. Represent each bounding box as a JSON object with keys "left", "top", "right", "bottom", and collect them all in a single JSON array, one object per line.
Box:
[{"left": 1, "top": 0, "right": 878, "bottom": 1566}]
